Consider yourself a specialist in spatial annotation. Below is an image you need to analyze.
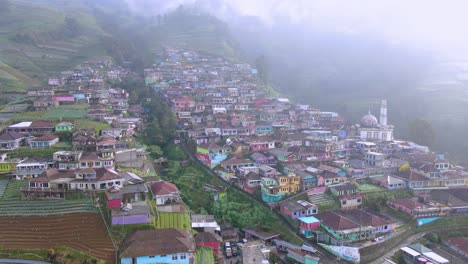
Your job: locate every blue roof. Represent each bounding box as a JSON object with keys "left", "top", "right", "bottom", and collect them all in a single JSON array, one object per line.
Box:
[{"left": 298, "top": 216, "right": 319, "bottom": 224}]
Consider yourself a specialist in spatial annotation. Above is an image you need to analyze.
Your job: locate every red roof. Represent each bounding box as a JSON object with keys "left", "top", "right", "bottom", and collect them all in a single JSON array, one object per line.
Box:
[
  {"left": 195, "top": 232, "right": 218, "bottom": 243},
  {"left": 388, "top": 198, "right": 427, "bottom": 210},
  {"left": 175, "top": 96, "right": 194, "bottom": 103},
  {"left": 151, "top": 181, "right": 179, "bottom": 195},
  {"left": 446, "top": 237, "right": 468, "bottom": 254},
  {"left": 30, "top": 134, "right": 58, "bottom": 141},
  {"left": 30, "top": 121, "right": 54, "bottom": 128},
  {"left": 315, "top": 211, "right": 360, "bottom": 231},
  {"left": 95, "top": 168, "right": 122, "bottom": 181}
]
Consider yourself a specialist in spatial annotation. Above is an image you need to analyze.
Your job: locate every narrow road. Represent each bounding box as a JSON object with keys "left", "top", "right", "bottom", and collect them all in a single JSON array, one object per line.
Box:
[
  {"left": 369, "top": 231, "right": 425, "bottom": 264},
  {"left": 179, "top": 133, "right": 344, "bottom": 263},
  {"left": 369, "top": 227, "right": 468, "bottom": 264}
]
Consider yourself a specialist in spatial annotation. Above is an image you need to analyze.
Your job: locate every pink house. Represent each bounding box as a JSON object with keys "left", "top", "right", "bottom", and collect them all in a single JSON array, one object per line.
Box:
[
  {"left": 107, "top": 197, "right": 122, "bottom": 208},
  {"left": 173, "top": 96, "right": 195, "bottom": 111},
  {"left": 247, "top": 138, "right": 275, "bottom": 152},
  {"left": 54, "top": 94, "right": 75, "bottom": 104},
  {"left": 250, "top": 142, "right": 269, "bottom": 152},
  {"left": 298, "top": 216, "right": 320, "bottom": 238}
]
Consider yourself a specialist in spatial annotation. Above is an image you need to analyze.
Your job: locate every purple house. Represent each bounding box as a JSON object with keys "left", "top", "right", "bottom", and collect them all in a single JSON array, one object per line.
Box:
[
  {"left": 251, "top": 152, "right": 276, "bottom": 166},
  {"left": 111, "top": 203, "right": 151, "bottom": 225},
  {"left": 280, "top": 200, "right": 317, "bottom": 220}
]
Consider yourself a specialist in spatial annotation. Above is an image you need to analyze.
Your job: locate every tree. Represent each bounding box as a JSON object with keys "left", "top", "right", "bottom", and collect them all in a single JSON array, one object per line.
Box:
[
  {"left": 409, "top": 118, "right": 436, "bottom": 147},
  {"left": 255, "top": 55, "right": 269, "bottom": 84},
  {"left": 146, "top": 145, "right": 163, "bottom": 159},
  {"left": 144, "top": 120, "right": 164, "bottom": 145},
  {"left": 426, "top": 233, "right": 440, "bottom": 244},
  {"left": 64, "top": 16, "right": 82, "bottom": 37}
]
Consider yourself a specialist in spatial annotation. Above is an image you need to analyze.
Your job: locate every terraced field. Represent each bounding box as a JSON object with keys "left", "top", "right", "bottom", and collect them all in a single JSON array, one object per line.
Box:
[
  {"left": 308, "top": 192, "right": 340, "bottom": 211},
  {"left": 0, "top": 199, "right": 98, "bottom": 216},
  {"left": 0, "top": 179, "right": 8, "bottom": 199},
  {"left": 0, "top": 213, "right": 116, "bottom": 263},
  {"left": 1, "top": 180, "right": 25, "bottom": 201},
  {"left": 0, "top": 179, "right": 114, "bottom": 262}
]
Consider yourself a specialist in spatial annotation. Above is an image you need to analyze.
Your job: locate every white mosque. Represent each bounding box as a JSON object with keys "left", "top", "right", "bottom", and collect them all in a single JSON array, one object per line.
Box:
[{"left": 357, "top": 100, "right": 394, "bottom": 142}]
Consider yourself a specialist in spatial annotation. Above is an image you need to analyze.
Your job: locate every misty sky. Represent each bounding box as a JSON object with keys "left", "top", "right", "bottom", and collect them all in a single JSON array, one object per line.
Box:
[{"left": 125, "top": 0, "right": 468, "bottom": 58}]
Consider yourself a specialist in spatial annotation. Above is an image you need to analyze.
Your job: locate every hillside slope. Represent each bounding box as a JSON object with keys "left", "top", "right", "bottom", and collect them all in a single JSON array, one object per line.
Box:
[
  {"left": 0, "top": 0, "right": 108, "bottom": 92},
  {"left": 0, "top": 1, "right": 238, "bottom": 93}
]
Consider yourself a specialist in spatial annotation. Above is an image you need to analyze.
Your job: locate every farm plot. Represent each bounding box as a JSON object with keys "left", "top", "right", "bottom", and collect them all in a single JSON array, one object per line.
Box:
[
  {"left": 1, "top": 180, "right": 25, "bottom": 201},
  {"left": 42, "top": 107, "right": 86, "bottom": 119},
  {"left": 308, "top": 192, "right": 340, "bottom": 211},
  {"left": 0, "top": 213, "right": 116, "bottom": 263},
  {"left": 0, "top": 199, "right": 98, "bottom": 216},
  {"left": 0, "top": 179, "right": 8, "bottom": 199},
  {"left": 0, "top": 113, "right": 13, "bottom": 122},
  {"left": 356, "top": 183, "right": 386, "bottom": 193},
  {"left": 0, "top": 104, "right": 30, "bottom": 113}
]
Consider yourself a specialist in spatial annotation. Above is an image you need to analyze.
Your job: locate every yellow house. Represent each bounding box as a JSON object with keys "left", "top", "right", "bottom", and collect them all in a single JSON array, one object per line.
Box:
[
  {"left": 278, "top": 173, "right": 300, "bottom": 194},
  {"left": 0, "top": 162, "right": 16, "bottom": 173}
]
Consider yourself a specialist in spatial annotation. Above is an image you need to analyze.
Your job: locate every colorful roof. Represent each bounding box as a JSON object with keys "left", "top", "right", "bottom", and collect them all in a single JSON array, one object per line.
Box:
[
  {"left": 298, "top": 216, "right": 320, "bottom": 224},
  {"left": 151, "top": 181, "right": 179, "bottom": 195}
]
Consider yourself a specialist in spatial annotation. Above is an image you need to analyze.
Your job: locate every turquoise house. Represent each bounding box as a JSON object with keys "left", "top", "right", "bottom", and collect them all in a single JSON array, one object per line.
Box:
[
  {"left": 255, "top": 123, "right": 273, "bottom": 134},
  {"left": 120, "top": 229, "right": 195, "bottom": 264},
  {"left": 261, "top": 177, "right": 285, "bottom": 203},
  {"left": 121, "top": 254, "right": 190, "bottom": 264},
  {"left": 269, "top": 148, "right": 292, "bottom": 162},
  {"left": 55, "top": 122, "right": 74, "bottom": 132}
]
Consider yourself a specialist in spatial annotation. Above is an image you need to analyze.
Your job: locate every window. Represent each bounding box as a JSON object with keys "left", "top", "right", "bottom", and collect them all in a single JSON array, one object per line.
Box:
[
  {"left": 367, "top": 132, "right": 372, "bottom": 138},
  {"left": 342, "top": 200, "right": 347, "bottom": 205},
  {"left": 384, "top": 225, "right": 388, "bottom": 230},
  {"left": 357, "top": 199, "right": 361, "bottom": 203},
  {"left": 172, "top": 254, "right": 178, "bottom": 260},
  {"left": 180, "top": 253, "right": 186, "bottom": 259},
  {"left": 373, "top": 132, "right": 379, "bottom": 138},
  {"left": 149, "top": 256, "right": 155, "bottom": 258},
  {"left": 160, "top": 255, "right": 166, "bottom": 257}
]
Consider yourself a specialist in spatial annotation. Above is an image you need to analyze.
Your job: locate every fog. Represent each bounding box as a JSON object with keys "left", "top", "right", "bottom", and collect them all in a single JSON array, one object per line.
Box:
[
  {"left": 119, "top": 0, "right": 468, "bottom": 164},
  {"left": 124, "top": 0, "right": 468, "bottom": 58}
]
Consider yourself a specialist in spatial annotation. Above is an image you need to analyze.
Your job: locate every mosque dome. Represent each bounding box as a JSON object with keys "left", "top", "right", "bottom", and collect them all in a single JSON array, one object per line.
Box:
[{"left": 360, "top": 110, "right": 378, "bottom": 127}]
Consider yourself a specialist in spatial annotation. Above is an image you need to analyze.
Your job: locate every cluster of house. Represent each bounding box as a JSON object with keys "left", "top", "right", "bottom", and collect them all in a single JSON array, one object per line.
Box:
[
  {"left": 149, "top": 48, "right": 468, "bottom": 200},
  {"left": 144, "top": 48, "right": 468, "bottom": 257},
  {"left": 0, "top": 118, "right": 145, "bottom": 200},
  {"left": 30, "top": 58, "right": 144, "bottom": 118},
  {"left": 0, "top": 117, "right": 141, "bottom": 150},
  {"left": 0, "top": 121, "right": 71, "bottom": 150}
]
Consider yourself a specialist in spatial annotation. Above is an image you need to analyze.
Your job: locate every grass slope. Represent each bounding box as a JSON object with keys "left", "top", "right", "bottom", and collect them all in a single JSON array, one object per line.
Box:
[{"left": 0, "top": 0, "right": 108, "bottom": 93}]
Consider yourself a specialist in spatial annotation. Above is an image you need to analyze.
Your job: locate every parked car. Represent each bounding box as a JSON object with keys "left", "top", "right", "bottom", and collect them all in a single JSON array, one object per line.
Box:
[
  {"left": 232, "top": 245, "right": 239, "bottom": 256},
  {"left": 225, "top": 241, "right": 232, "bottom": 258},
  {"left": 225, "top": 247, "right": 233, "bottom": 258}
]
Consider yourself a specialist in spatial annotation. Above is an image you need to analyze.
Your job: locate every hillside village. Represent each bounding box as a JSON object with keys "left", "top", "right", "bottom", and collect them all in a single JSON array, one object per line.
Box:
[{"left": 0, "top": 47, "right": 466, "bottom": 264}]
